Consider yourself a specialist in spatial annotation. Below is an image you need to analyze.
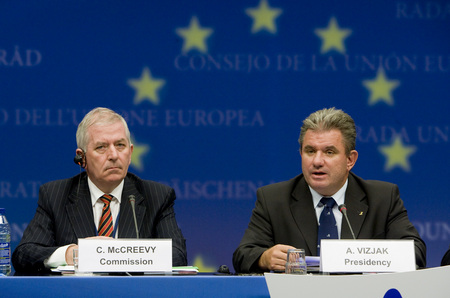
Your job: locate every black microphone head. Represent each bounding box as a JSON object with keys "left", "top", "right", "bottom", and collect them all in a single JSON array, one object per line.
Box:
[
  {"left": 217, "top": 265, "right": 230, "bottom": 274},
  {"left": 338, "top": 204, "right": 347, "bottom": 213}
]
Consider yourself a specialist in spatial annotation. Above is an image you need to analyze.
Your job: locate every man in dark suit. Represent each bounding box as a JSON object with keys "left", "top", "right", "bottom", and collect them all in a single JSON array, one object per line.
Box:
[
  {"left": 12, "top": 107, "right": 187, "bottom": 273},
  {"left": 233, "top": 108, "right": 426, "bottom": 273}
]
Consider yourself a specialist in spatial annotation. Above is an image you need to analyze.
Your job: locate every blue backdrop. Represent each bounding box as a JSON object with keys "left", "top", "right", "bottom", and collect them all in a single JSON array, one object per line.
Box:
[{"left": 1, "top": 1, "right": 449, "bottom": 270}]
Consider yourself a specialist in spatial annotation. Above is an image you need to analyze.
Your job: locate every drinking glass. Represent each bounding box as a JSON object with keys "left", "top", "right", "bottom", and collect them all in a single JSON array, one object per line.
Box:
[{"left": 285, "top": 248, "right": 307, "bottom": 274}]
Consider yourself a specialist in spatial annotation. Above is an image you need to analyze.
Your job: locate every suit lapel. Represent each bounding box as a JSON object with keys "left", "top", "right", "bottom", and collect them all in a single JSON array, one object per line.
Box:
[
  {"left": 290, "top": 177, "right": 318, "bottom": 255},
  {"left": 66, "top": 175, "right": 97, "bottom": 238},
  {"left": 119, "top": 176, "right": 145, "bottom": 238},
  {"left": 341, "top": 174, "right": 368, "bottom": 239}
]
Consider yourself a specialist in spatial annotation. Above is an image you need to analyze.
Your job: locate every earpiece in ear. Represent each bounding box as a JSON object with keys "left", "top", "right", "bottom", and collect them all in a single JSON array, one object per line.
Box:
[{"left": 74, "top": 154, "right": 85, "bottom": 168}]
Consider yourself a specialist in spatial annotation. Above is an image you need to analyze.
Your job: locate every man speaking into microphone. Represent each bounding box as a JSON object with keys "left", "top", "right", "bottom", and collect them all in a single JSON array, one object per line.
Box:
[
  {"left": 233, "top": 108, "right": 426, "bottom": 273},
  {"left": 12, "top": 107, "right": 187, "bottom": 273}
]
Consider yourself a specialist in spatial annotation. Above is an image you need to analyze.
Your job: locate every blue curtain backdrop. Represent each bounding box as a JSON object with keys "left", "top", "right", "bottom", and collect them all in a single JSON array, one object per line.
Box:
[{"left": 1, "top": 1, "right": 449, "bottom": 270}]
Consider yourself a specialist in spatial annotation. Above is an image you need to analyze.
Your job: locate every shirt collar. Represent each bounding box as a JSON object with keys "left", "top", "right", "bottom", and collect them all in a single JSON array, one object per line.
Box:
[
  {"left": 309, "top": 179, "right": 348, "bottom": 208},
  {"left": 88, "top": 177, "right": 124, "bottom": 206}
]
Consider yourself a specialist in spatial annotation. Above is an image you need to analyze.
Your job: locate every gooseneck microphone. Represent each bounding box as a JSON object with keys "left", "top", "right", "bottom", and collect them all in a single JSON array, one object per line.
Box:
[
  {"left": 128, "top": 195, "right": 139, "bottom": 239},
  {"left": 338, "top": 204, "right": 356, "bottom": 240}
]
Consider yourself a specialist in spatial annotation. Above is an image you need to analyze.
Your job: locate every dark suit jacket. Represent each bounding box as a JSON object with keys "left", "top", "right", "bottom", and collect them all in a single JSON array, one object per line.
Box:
[
  {"left": 12, "top": 172, "right": 187, "bottom": 273},
  {"left": 233, "top": 172, "right": 426, "bottom": 273},
  {"left": 441, "top": 247, "right": 450, "bottom": 266}
]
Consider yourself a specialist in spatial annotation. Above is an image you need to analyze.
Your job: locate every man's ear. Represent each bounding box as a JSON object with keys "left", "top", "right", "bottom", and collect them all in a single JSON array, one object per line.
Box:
[{"left": 347, "top": 150, "right": 358, "bottom": 171}]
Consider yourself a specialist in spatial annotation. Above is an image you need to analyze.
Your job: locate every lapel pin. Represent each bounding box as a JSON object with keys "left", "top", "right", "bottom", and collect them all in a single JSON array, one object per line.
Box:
[{"left": 359, "top": 211, "right": 364, "bottom": 216}]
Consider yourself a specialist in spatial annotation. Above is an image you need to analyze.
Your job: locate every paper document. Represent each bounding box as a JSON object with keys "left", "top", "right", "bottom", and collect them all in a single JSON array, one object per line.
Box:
[{"left": 51, "top": 265, "right": 198, "bottom": 274}]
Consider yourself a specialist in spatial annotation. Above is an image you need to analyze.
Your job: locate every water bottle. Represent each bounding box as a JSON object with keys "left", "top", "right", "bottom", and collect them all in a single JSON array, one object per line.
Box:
[{"left": 0, "top": 208, "right": 11, "bottom": 276}]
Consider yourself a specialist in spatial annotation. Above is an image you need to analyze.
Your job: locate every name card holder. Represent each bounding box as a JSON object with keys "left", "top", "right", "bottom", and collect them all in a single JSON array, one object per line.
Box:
[
  {"left": 77, "top": 238, "right": 172, "bottom": 273},
  {"left": 320, "top": 239, "right": 415, "bottom": 273}
]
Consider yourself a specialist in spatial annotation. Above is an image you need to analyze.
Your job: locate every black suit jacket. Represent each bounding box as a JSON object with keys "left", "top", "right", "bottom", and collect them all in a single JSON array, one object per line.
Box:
[
  {"left": 233, "top": 172, "right": 426, "bottom": 273},
  {"left": 441, "top": 247, "right": 450, "bottom": 266},
  {"left": 12, "top": 172, "right": 187, "bottom": 273}
]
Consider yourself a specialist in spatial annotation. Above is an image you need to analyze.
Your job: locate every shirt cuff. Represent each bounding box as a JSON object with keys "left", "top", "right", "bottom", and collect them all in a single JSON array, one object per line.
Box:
[{"left": 44, "top": 244, "right": 73, "bottom": 268}]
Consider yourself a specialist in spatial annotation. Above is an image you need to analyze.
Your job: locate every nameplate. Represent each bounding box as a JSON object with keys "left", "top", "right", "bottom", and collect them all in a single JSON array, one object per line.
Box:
[
  {"left": 77, "top": 238, "right": 172, "bottom": 272},
  {"left": 320, "top": 239, "right": 415, "bottom": 273}
]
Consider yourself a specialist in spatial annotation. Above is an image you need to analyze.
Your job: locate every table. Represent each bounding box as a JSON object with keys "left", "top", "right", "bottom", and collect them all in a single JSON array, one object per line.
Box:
[
  {"left": 266, "top": 266, "right": 450, "bottom": 297},
  {"left": 4, "top": 266, "right": 450, "bottom": 297},
  {"left": 0, "top": 274, "right": 270, "bottom": 298}
]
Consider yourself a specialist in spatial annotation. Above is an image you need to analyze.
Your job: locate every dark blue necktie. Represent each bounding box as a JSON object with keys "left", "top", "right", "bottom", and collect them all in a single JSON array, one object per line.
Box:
[{"left": 317, "top": 197, "right": 338, "bottom": 256}]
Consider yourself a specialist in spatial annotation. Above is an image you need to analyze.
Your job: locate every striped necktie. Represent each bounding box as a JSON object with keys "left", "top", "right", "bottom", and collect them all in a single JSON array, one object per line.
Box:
[
  {"left": 317, "top": 197, "right": 338, "bottom": 255},
  {"left": 98, "top": 194, "right": 114, "bottom": 237}
]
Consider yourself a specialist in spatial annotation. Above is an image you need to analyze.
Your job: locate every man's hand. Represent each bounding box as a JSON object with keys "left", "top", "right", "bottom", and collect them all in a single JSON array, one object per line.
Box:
[
  {"left": 258, "top": 244, "right": 296, "bottom": 271},
  {"left": 65, "top": 244, "right": 78, "bottom": 265},
  {"left": 65, "top": 236, "right": 113, "bottom": 265}
]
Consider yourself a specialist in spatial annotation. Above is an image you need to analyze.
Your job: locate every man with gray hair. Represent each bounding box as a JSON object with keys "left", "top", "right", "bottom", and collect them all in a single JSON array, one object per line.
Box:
[
  {"left": 13, "top": 107, "right": 187, "bottom": 273},
  {"left": 233, "top": 107, "right": 426, "bottom": 273}
]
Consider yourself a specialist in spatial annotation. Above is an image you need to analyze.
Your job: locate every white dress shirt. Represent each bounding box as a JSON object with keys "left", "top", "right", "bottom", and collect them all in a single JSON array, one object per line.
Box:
[{"left": 88, "top": 178, "right": 123, "bottom": 235}]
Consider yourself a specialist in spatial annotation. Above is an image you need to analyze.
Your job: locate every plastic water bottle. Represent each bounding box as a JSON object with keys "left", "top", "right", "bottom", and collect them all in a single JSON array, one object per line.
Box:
[{"left": 0, "top": 208, "right": 11, "bottom": 276}]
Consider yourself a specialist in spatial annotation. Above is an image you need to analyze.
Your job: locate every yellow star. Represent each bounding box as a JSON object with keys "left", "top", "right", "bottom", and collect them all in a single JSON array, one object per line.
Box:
[
  {"left": 363, "top": 68, "right": 400, "bottom": 106},
  {"left": 176, "top": 16, "right": 213, "bottom": 54},
  {"left": 192, "top": 255, "right": 216, "bottom": 273},
  {"left": 314, "top": 17, "right": 352, "bottom": 54},
  {"left": 130, "top": 136, "right": 150, "bottom": 171},
  {"left": 127, "top": 67, "right": 165, "bottom": 106},
  {"left": 379, "top": 137, "right": 417, "bottom": 172},
  {"left": 246, "top": 0, "right": 283, "bottom": 34}
]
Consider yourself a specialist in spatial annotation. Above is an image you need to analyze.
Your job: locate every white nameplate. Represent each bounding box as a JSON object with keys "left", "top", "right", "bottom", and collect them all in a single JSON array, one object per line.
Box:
[
  {"left": 77, "top": 238, "right": 172, "bottom": 273},
  {"left": 320, "top": 239, "right": 415, "bottom": 273}
]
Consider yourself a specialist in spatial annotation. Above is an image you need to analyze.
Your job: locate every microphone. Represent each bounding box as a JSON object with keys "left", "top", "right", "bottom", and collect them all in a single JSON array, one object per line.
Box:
[
  {"left": 217, "top": 265, "right": 231, "bottom": 275},
  {"left": 128, "top": 195, "right": 139, "bottom": 239},
  {"left": 338, "top": 204, "right": 356, "bottom": 240}
]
